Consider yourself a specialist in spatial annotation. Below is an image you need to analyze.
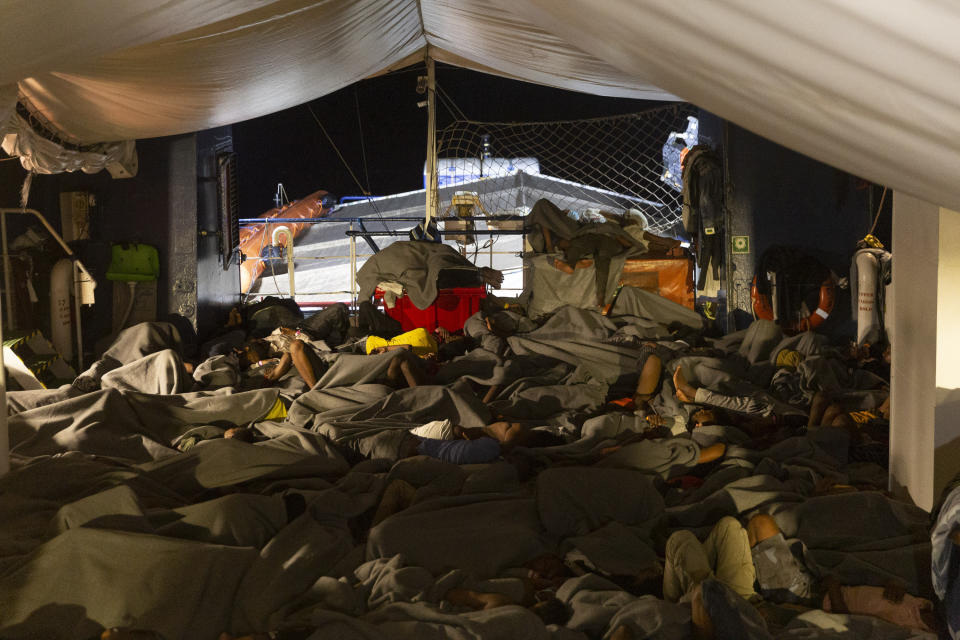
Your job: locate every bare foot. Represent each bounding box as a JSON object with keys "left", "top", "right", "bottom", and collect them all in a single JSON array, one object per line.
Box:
[
  {"left": 553, "top": 258, "right": 575, "bottom": 274},
  {"left": 673, "top": 367, "right": 697, "bottom": 403}
]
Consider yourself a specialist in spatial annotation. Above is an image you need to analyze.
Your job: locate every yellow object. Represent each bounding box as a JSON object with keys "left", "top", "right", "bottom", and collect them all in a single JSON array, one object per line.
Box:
[
  {"left": 775, "top": 349, "right": 802, "bottom": 368},
  {"left": 366, "top": 328, "right": 438, "bottom": 357},
  {"left": 861, "top": 234, "right": 885, "bottom": 249},
  {"left": 260, "top": 397, "right": 288, "bottom": 421},
  {"left": 848, "top": 410, "right": 878, "bottom": 425}
]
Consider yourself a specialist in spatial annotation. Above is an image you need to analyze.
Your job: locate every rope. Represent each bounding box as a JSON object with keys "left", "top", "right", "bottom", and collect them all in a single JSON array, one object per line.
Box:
[
  {"left": 354, "top": 86, "right": 372, "bottom": 195},
  {"left": 868, "top": 186, "right": 888, "bottom": 236},
  {"left": 305, "top": 102, "right": 388, "bottom": 230},
  {"left": 306, "top": 103, "right": 368, "bottom": 195},
  {"left": 436, "top": 82, "right": 469, "bottom": 122},
  {"left": 445, "top": 103, "right": 682, "bottom": 128}
]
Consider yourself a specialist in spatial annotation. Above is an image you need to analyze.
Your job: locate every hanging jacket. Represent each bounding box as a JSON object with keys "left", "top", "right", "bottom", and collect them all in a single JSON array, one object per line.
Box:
[{"left": 681, "top": 145, "right": 724, "bottom": 290}]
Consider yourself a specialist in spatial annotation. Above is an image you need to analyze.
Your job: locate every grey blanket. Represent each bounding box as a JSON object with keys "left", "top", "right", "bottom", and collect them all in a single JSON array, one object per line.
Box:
[
  {"left": 357, "top": 241, "right": 482, "bottom": 309},
  {"left": 0, "top": 299, "right": 926, "bottom": 640}
]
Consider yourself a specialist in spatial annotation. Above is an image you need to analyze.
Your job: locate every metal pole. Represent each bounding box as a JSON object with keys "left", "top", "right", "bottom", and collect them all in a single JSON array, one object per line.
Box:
[
  {"left": 287, "top": 246, "right": 295, "bottom": 299},
  {"left": 1, "top": 213, "right": 12, "bottom": 330},
  {"left": 72, "top": 263, "right": 84, "bottom": 370},
  {"left": 0, "top": 290, "right": 8, "bottom": 476},
  {"left": 349, "top": 221, "right": 357, "bottom": 305},
  {"left": 424, "top": 54, "right": 437, "bottom": 228},
  {"left": 271, "top": 226, "right": 296, "bottom": 299}
]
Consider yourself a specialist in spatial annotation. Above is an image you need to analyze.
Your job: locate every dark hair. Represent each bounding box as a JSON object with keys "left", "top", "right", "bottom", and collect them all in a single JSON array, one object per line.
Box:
[
  {"left": 486, "top": 311, "right": 518, "bottom": 338},
  {"left": 241, "top": 339, "right": 271, "bottom": 366},
  {"left": 530, "top": 597, "right": 570, "bottom": 626},
  {"left": 224, "top": 427, "right": 257, "bottom": 443}
]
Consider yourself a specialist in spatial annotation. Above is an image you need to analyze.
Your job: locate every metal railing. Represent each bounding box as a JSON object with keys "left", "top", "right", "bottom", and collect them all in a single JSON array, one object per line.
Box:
[{"left": 239, "top": 216, "right": 528, "bottom": 306}]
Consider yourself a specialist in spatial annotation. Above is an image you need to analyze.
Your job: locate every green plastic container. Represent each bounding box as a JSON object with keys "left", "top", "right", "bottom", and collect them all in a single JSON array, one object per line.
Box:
[{"left": 106, "top": 243, "right": 159, "bottom": 282}]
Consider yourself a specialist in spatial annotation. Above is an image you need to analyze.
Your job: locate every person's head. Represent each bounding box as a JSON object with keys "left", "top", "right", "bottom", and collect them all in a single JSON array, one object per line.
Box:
[
  {"left": 485, "top": 311, "right": 518, "bottom": 338},
  {"left": 691, "top": 407, "right": 733, "bottom": 429},
  {"left": 529, "top": 595, "right": 570, "bottom": 626},
  {"left": 237, "top": 339, "right": 271, "bottom": 369},
  {"left": 224, "top": 426, "right": 257, "bottom": 443},
  {"left": 691, "top": 408, "right": 717, "bottom": 428},
  {"left": 525, "top": 553, "right": 571, "bottom": 590}
]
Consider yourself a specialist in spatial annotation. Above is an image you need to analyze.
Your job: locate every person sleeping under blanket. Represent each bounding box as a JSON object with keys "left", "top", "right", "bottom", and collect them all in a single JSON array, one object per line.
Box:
[
  {"left": 397, "top": 419, "right": 568, "bottom": 465},
  {"left": 651, "top": 514, "right": 940, "bottom": 639},
  {"left": 670, "top": 366, "right": 808, "bottom": 436},
  {"left": 238, "top": 327, "right": 327, "bottom": 388},
  {"left": 72, "top": 321, "right": 191, "bottom": 392},
  {"left": 365, "top": 326, "right": 474, "bottom": 373}
]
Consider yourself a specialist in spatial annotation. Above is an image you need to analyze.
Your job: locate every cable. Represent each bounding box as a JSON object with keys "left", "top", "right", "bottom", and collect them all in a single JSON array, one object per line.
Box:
[
  {"left": 354, "top": 86, "right": 373, "bottom": 196},
  {"left": 307, "top": 103, "right": 368, "bottom": 194},
  {"left": 436, "top": 83, "right": 468, "bottom": 122},
  {"left": 305, "top": 102, "right": 389, "bottom": 231},
  {"left": 868, "top": 186, "right": 888, "bottom": 236}
]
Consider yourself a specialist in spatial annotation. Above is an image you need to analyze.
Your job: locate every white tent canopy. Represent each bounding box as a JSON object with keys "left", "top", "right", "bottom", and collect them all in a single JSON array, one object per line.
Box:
[{"left": 2, "top": 0, "right": 959, "bottom": 210}]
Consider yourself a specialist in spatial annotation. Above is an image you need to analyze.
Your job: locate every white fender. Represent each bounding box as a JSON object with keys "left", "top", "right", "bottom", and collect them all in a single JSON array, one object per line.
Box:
[
  {"left": 855, "top": 250, "right": 880, "bottom": 346},
  {"left": 50, "top": 258, "right": 74, "bottom": 361}
]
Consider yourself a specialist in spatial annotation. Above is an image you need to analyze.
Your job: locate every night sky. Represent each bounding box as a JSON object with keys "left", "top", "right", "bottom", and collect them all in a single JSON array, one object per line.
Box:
[{"left": 231, "top": 62, "right": 669, "bottom": 218}]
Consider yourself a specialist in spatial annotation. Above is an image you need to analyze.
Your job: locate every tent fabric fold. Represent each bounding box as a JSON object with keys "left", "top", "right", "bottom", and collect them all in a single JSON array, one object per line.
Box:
[
  {"left": 489, "top": 0, "right": 960, "bottom": 210},
  {"left": 1, "top": 0, "right": 959, "bottom": 211}
]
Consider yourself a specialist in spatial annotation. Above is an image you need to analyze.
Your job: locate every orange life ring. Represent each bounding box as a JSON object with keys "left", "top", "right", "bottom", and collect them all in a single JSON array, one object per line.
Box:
[
  {"left": 750, "top": 275, "right": 774, "bottom": 321},
  {"left": 797, "top": 277, "right": 836, "bottom": 331},
  {"left": 751, "top": 275, "right": 836, "bottom": 331}
]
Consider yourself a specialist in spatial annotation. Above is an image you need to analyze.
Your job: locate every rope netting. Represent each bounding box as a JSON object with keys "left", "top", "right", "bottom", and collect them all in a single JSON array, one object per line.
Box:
[{"left": 433, "top": 104, "right": 697, "bottom": 236}]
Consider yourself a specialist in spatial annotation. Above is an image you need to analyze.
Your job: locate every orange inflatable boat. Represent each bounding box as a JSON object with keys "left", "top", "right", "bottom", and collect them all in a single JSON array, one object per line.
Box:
[{"left": 239, "top": 190, "right": 332, "bottom": 293}]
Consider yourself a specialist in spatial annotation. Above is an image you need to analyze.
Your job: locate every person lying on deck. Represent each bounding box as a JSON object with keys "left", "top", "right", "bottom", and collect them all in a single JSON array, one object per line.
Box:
[
  {"left": 807, "top": 388, "right": 890, "bottom": 442},
  {"left": 238, "top": 327, "right": 325, "bottom": 388},
  {"left": 592, "top": 429, "right": 727, "bottom": 478},
  {"left": 398, "top": 420, "right": 567, "bottom": 465},
  {"left": 651, "top": 514, "right": 939, "bottom": 639},
  {"left": 671, "top": 366, "right": 807, "bottom": 433},
  {"left": 443, "top": 553, "right": 574, "bottom": 625}
]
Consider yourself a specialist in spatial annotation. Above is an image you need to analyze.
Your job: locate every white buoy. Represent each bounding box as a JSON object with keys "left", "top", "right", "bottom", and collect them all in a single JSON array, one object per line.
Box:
[
  {"left": 50, "top": 258, "right": 74, "bottom": 362},
  {"left": 855, "top": 250, "right": 881, "bottom": 346}
]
